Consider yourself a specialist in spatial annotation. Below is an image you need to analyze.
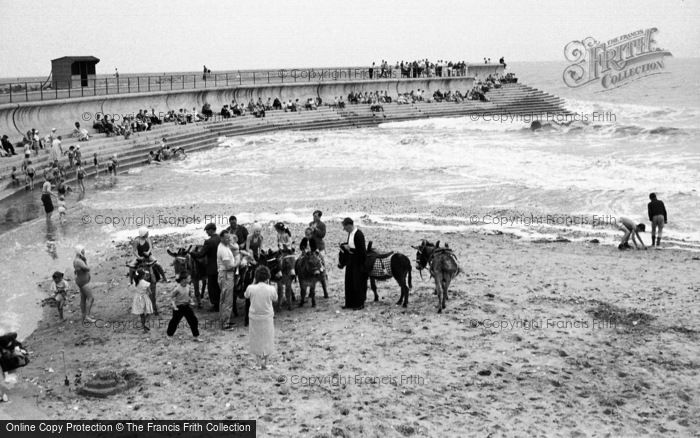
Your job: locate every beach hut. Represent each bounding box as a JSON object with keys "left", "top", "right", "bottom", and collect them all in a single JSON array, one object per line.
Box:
[{"left": 51, "top": 56, "right": 100, "bottom": 89}]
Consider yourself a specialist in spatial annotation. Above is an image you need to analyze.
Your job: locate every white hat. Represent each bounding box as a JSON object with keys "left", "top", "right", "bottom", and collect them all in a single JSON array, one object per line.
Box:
[
  {"left": 52, "top": 128, "right": 56, "bottom": 132},
  {"left": 75, "top": 244, "right": 85, "bottom": 255},
  {"left": 138, "top": 227, "right": 148, "bottom": 237},
  {"left": 252, "top": 222, "right": 262, "bottom": 232},
  {"left": 76, "top": 145, "right": 80, "bottom": 149}
]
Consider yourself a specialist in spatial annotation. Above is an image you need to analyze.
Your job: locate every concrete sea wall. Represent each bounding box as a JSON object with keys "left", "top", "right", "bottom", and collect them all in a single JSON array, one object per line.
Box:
[{"left": 0, "top": 77, "right": 477, "bottom": 137}]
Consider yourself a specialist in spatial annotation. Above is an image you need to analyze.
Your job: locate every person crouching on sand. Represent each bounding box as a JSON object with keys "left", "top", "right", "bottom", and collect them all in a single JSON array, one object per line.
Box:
[
  {"left": 166, "top": 273, "right": 201, "bottom": 342},
  {"left": 131, "top": 269, "right": 154, "bottom": 333},
  {"left": 618, "top": 217, "right": 647, "bottom": 250},
  {"left": 244, "top": 266, "right": 278, "bottom": 370}
]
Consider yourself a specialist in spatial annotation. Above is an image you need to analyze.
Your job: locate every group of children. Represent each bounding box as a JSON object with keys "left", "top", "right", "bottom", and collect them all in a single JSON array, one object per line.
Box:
[{"left": 50, "top": 257, "right": 279, "bottom": 371}]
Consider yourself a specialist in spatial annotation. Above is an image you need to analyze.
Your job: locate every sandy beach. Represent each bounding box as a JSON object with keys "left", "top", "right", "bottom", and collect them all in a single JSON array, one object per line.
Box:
[{"left": 1, "top": 197, "right": 698, "bottom": 437}]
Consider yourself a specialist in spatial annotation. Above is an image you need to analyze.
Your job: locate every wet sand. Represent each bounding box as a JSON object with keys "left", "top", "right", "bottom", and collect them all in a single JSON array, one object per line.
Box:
[{"left": 1, "top": 198, "right": 698, "bottom": 437}]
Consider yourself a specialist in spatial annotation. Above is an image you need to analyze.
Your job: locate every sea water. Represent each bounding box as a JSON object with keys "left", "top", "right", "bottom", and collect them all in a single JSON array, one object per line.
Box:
[{"left": 1, "top": 58, "right": 698, "bottom": 338}]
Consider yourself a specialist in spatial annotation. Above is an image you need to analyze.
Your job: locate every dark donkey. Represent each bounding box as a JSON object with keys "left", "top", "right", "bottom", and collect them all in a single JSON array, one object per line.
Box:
[
  {"left": 413, "top": 240, "right": 462, "bottom": 313},
  {"left": 295, "top": 250, "right": 324, "bottom": 308},
  {"left": 167, "top": 245, "right": 207, "bottom": 308},
  {"left": 259, "top": 249, "right": 297, "bottom": 311},
  {"left": 338, "top": 241, "right": 413, "bottom": 307}
]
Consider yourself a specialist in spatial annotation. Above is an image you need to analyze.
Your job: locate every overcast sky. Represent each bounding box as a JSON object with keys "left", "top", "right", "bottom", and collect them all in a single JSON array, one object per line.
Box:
[{"left": 0, "top": 0, "right": 698, "bottom": 78}]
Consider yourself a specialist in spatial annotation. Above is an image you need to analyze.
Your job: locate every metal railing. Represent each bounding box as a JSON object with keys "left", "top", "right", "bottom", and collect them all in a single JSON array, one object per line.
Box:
[{"left": 0, "top": 65, "right": 501, "bottom": 104}]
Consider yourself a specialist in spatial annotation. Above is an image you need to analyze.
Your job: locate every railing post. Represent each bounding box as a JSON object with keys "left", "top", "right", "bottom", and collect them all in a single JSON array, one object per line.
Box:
[
  {"left": 267, "top": 71, "right": 270, "bottom": 83},
  {"left": 117, "top": 77, "right": 120, "bottom": 94},
  {"left": 128, "top": 77, "right": 130, "bottom": 93},
  {"left": 148, "top": 76, "right": 151, "bottom": 92},
  {"left": 40, "top": 83, "right": 43, "bottom": 101},
  {"left": 203, "top": 73, "right": 205, "bottom": 88},
  {"left": 137, "top": 76, "right": 140, "bottom": 92},
  {"left": 170, "top": 75, "right": 173, "bottom": 90},
  {"left": 9, "top": 84, "right": 12, "bottom": 103},
  {"left": 253, "top": 72, "right": 256, "bottom": 84},
  {"left": 93, "top": 77, "right": 96, "bottom": 96},
  {"left": 194, "top": 74, "right": 197, "bottom": 89},
  {"left": 81, "top": 82, "right": 84, "bottom": 97},
  {"left": 25, "top": 82, "right": 29, "bottom": 101},
  {"left": 239, "top": 71, "right": 242, "bottom": 85},
  {"left": 215, "top": 74, "right": 217, "bottom": 87},
  {"left": 182, "top": 75, "right": 185, "bottom": 89},
  {"left": 226, "top": 73, "right": 229, "bottom": 86},
  {"left": 105, "top": 77, "right": 108, "bottom": 95},
  {"left": 308, "top": 70, "right": 311, "bottom": 82},
  {"left": 55, "top": 82, "right": 58, "bottom": 99},
  {"left": 159, "top": 76, "right": 162, "bottom": 91}
]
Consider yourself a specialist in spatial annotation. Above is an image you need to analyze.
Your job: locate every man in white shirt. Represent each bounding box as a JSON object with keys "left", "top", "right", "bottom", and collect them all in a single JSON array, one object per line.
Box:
[{"left": 217, "top": 230, "right": 239, "bottom": 329}]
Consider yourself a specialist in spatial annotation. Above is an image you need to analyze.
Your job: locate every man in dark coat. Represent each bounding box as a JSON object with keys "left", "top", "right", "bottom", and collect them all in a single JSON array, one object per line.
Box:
[
  {"left": 340, "top": 217, "right": 367, "bottom": 309},
  {"left": 225, "top": 215, "right": 249, "bottom": 251},
  {"left": 647, "top": 193, "right": 668, "bottom": 247},
  {"left": 194, "top": 223, "right": 221, "bottom": 311}
]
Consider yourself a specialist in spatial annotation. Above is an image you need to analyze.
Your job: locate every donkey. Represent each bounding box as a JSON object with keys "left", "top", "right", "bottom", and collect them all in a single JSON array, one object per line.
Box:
[
  {"left": 413, "top": 240, "right": 462, "bottom": 313},
  {"left": 295, "top": 250, "right": 324, "bottom": 308},
  {"left": 260, "top": 249, "right": 297, "bottom": 311},
  {"left": 338, "top": 241, "right": 413, "bottom": 307},
  {"left": 167, "top": 245, "right": 207, "bottom": 308}
]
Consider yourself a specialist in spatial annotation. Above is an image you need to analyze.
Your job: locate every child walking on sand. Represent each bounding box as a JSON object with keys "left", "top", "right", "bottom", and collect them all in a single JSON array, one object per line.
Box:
[
  {"left": 244, "top": 266, "right": 278, "bottom": 370},
  {"left": 131, "top": 269, "right": 154, "bottom": 332},
  {"left": 166, "top": 273, "right": 201, "bottom": 342},
  {"left": 50, "top": 271, "right": 68, "bottom": 321}
]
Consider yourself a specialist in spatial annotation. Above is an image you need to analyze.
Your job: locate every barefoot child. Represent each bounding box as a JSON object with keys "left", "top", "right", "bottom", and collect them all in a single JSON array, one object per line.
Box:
[
  {"left": 26, "top": 161, "right": 35, "bottom": 190},
  {"left": 76, "top": 164, "right": 86, "bottom": 193},
  {"left": 57, "top": 195, "right": 67, "bottom": 223},
  {"left": 93, "top": 153, "right": 99, "bottom": 178},
  {"left": 10, "top": 167, "right": 19, "bottom": 187},
  {"left": 166, "top": 273, "right": 201, "bottom": 342},
  {"left": 131, "top": 269, "right": 154, "bottom": 332},
  {"left": 50, "top": 271, "right": 67, "bottom": 320},
  {"left": 244, "top": 266, "right": 278, "bottom": 370}
]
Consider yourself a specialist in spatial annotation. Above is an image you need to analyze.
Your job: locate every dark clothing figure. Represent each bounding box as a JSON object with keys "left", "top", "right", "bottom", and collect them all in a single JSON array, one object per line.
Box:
[
  {"left": 41, "top": 193, "right": 54, "bottom": 214},
  {"left": 196, "top": 234, "right": 221, "bottom": 310},
  {"left": 309, "top": 220, "right": 326, "bottom": 251},
  {"left": 647, "top": 199, "right": 667, "bottom": 222},
  {"left": 343, "top": 228, "right": 367, "bottom": 308},
  {"left": 226, "top": 225, "right": 249, "bottom": 250},
  {"left": 167, "top": 304, "right": 199, "bottom": 337}
]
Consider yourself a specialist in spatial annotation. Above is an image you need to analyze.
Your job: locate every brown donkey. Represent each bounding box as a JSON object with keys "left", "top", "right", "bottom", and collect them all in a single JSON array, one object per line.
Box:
[{"left": 413, "top": 240, "right": 462, "bottom": 313}]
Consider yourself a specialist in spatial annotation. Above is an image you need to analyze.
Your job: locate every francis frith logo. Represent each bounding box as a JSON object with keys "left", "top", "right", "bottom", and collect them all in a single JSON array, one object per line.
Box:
[{"left": 563, "top": 28, "right": 672, "bottom": 90}]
